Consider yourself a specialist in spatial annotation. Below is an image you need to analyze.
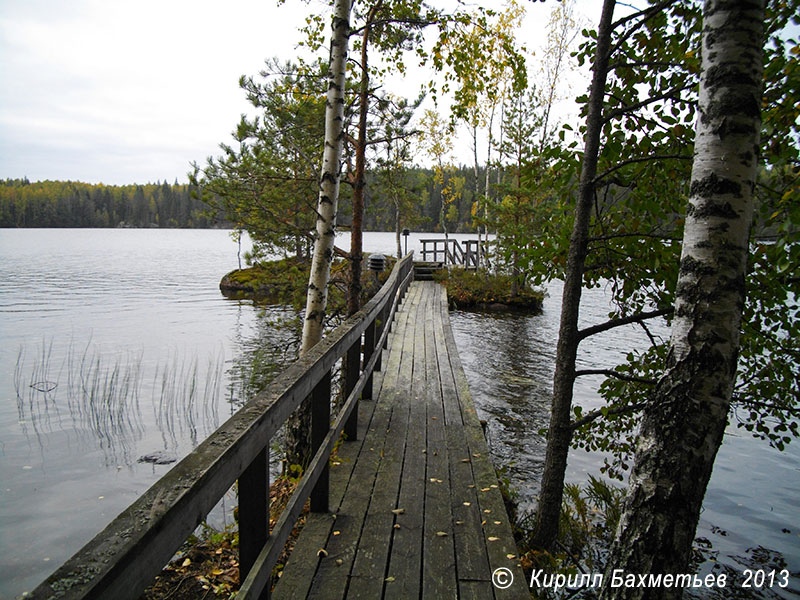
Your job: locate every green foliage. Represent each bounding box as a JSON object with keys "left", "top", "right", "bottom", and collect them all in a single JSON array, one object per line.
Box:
[{"left": 514, "top": 0, "right": 800, "bottom": 479}]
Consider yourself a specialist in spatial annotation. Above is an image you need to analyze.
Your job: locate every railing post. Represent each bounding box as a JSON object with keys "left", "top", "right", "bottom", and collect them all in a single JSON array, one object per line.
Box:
[
  {"left": 310, "top": 371, "right": 331, "bottom": 513},
  {"left": 379, "top": 291, "right": 391, "bottom": 358},
  {"left": 344, "top": 338, "right": 361, "bottom": 440},
  {"left": 362, "top": 318, "right": 376, "bottom": 400},
  {"left": 239, "top": 447, "right": 269, "bottom": 599}
]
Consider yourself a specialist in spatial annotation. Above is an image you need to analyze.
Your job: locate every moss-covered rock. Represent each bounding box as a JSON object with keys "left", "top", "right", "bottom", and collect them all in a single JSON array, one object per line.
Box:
[
  {"left": 219, "top": 255, "right": 397, "bottom": 309},
  {"left": 220, "top": 257, "right": 310, "bottom": 305},
  {"left": 433, "top": 268, "right": 544, "bottom": 313}
]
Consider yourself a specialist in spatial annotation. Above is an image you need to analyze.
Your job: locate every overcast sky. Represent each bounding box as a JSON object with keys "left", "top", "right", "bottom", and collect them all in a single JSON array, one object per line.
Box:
[{"left": 0, "top": 0, "right": 596, "bottom": 186}]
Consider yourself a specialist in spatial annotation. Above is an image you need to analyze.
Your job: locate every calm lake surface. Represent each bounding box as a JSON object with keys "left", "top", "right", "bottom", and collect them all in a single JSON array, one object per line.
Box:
[{"left": 0, "top": 229, "right": 797, "bottom": 598}]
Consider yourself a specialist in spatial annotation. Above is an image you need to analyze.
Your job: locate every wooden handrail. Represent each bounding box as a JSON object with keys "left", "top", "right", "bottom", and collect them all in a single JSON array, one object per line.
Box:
[{"left": 31, "top": 252, "right": 415, "bottom": 600}]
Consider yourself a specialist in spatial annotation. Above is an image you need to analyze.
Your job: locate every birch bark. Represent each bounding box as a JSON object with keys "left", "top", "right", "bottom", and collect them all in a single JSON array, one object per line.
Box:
[
  {"left": 601, "top": 1, "right": 765, "bottom": 596},
  {"left": 286, "top": 0, "right": 351, "bottom": 467}
]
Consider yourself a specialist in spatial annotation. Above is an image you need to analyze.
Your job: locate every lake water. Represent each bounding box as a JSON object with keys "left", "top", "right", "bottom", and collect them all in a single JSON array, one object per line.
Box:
[{"left": 0, "top": 229, "right": 797, "bottom": 599}]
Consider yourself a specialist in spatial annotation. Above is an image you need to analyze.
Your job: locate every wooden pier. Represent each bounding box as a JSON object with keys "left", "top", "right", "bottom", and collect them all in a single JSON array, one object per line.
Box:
[
  {"left": 31, "top": 255, "right": 527, "bottom": 600},
  {"left": 273, "top": 281, "right": 527, "bottom": 599}
]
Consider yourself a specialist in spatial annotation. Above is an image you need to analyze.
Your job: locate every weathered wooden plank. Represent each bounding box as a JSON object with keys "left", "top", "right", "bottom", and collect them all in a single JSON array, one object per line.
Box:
[
  {"left": 272, "top": 287, "right": 418, "bottom": 600},
  {"left": 421, "top": 283, "right": 458, "bottom": 599},
  {"left": 445, "top": 424, "right": 492, "bottom": 585},
  {"left": 274, "top": 280, "right": 527, "bottom": 600},
  {"left": 345, "top": 383, "right": 411, "bottom": 598},
  {"left": 432, "top": 284, "right": 464, "bottom": 428},
  {"left": 459, "top": 579, "right": 496, "bottom": 600},
  {"left": 305, "top": 286, "right": 423, "bottom": 600},
  {"left": 383, "top": 284, "right": 429, "bottom": 600}
]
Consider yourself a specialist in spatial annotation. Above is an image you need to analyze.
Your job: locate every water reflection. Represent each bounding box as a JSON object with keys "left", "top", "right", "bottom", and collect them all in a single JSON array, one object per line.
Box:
[{"left": 12, "top": 338, "right": 226, "bottom": 468}]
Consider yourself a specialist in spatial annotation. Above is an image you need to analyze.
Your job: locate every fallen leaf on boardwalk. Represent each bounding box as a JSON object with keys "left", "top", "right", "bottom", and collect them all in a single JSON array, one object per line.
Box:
[
  {"left": 484, "top": 509, "right": 491, "bottom": 514},
  {"left": 460, "top": 458, "right": 471, "bottom": 463},
  {"left": 336, "top": 559, "right": 343, "bottom": 566},
  {"left": 455, "top": 521, "right": 464, "bottom": 525},
  {"left": 393, "top": 524, "right": 401, "bottom": 529},
  {"left": 494, "top": 521, "right": 502, "bottom": 525},
  {"left": 506, "top": 554, "right": 516, "bottom": 559},
  {"left": 333, "top": 531, "right": 341, "bottom": 536},
  {"left": 462, "top": 502, "right": 471, "bottom": 506},
  {"left": 436, "top": 531, "right": 448, "bottom": 537},
  {"left": 385, "top": 576, "right": 396, "bottom": 582},
  {"left": 482, "top": 520, "right": 486, "bottom": 525},
  {"left": 473, "top": 453, "right": 481, "bottom": 457},
  {"left": 467, "top": 484, "right": 475, "bottom": 489},
  {"left": 432, "top": 416, "right": 438, "bottom": 420},
  {"left": 392, "top": 508, "right": 405, "bottom": 515},
  {"left": 318, "top": 548, "right": 328, "bottom": 557},
  {"left": 488, "top": 537, "right": 500, "bottom": 542},
  {"left": 490, "top": 484, "right": 498, "bottom": 489},
  {"left": 480, "top": 487, "right": 490, "bottom": 492}
]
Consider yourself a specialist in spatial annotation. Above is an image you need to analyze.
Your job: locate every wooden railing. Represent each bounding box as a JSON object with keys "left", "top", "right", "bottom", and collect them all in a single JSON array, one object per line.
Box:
[
  {"left": 420, "top": 238, "right": 487, "bottom": 269},
  {"left": 32, "top": 252, "right": 416, "bottom": 600}
]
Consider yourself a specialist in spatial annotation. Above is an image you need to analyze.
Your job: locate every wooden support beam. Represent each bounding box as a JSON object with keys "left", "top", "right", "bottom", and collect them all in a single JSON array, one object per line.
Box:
[
  {"left": 344, "top": 339, "right": 361, "bottom": 440},
  {"left": 311, "top": 371, "right": 332, "bottom": 513}
]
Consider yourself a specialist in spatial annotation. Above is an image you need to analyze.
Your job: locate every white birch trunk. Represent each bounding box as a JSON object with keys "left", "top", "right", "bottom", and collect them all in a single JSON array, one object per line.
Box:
[
  {"left": 601, "top": 2, "right": 765, "bottom": 596},
  {"left": 286, "top": 0, "right": 350, "bottom": 468},
  {"left": 300, "top": 0, "right": 351, "bottom": 355}
]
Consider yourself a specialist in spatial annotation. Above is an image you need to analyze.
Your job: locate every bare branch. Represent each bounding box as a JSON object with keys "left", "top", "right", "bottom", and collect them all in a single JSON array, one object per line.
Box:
[
  {"left": 593, "top": 154, "right": 692, "bottom": 184},
  {"left": 588, "top": 231, "right": 682, "bottom": 243},
  {"left": 574, "top": 369, "right": 658, "bottom": 385},
  {"left": 570, "top": 401, "right": 648, "bottom": 431},
  {"left": 578, "top": 308, "right": 673, "bottom": 341},
  {"left": 602, "top": 83, "right": 695, "bottom": 124}
]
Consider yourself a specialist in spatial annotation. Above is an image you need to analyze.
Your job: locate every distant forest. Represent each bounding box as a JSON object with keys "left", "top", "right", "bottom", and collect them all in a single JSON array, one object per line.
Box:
[
  {"left": 0, "top": 179, "right": 216, "bottom": 229},
  {"left": 1, "top": 168, "right": 488, "bottom": 233}
]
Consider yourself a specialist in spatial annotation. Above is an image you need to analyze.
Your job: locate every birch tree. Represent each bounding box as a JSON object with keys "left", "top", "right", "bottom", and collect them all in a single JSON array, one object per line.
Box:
[
  {"left": 601, "top": 1, "right": 766, "bottom": 595},
  {"left": 286, "top": 0, "right": 351, "bottom": 466}
]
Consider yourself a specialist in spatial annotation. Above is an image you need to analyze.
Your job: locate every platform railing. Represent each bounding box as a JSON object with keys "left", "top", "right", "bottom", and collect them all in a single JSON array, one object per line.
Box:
[
  {"left": 31, "top": 252, "right": 415, "bottom": 600},
  {"left": 419, "top": 238, "right": 486, "bottom": 269}
]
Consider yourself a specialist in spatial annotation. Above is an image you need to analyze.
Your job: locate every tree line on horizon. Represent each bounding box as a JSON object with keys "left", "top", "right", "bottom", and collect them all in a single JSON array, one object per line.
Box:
[{"left": 0, "top": 167, "right": 495, "bottom": 234}]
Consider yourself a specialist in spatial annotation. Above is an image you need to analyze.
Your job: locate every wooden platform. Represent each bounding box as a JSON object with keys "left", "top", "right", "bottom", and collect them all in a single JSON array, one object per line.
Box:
[{"left": 273, "top": 281, "right": 528, "bottom": 599}]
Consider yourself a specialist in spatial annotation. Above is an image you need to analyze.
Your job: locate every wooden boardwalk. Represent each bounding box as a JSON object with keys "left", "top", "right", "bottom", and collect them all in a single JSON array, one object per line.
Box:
[{"left": 273, "top": 281, "right": 528, "bottom": 599}]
